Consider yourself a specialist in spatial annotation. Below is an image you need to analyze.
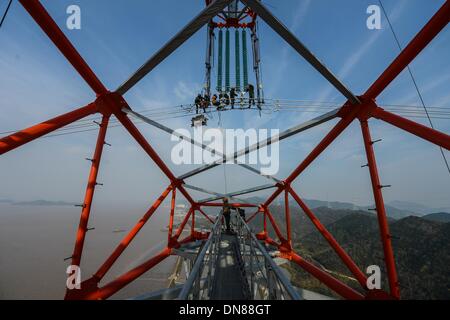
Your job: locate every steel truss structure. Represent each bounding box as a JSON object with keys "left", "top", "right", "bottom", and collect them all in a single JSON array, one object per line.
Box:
[{"left": 1, "top": 0, "right": 449, "bottom": 300}]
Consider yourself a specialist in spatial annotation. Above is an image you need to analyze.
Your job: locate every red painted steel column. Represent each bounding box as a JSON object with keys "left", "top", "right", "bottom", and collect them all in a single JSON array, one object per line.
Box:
[
  {"left": 360, "top": 120, "right": 400, "bottom": 299},
  {"left": 19, "top": 0, "right": 108, "bottom": 95},
  {"left": 364, "top": 1, "right": 450, "bottom": 100},
  {"left": 0, "top": 103, "right": 97, "bottom": 155},
  {"left": 71, "top": 115, "right": 110, "bottom": 267},
  {"left": 173, "top": 208, "right": 194, "bottom": 240},
  {"left": 290, "top": 252, "right": 364, "bottom": 300},
  {"left": 92, "top": 247, "right": 172, "bottom": 300},
  {"left": 284, "top": 189, "right": 292, "bottom": 245},
  {"left": 373, "top": 108, "right": 450, "bottom": 150},
  {"left": 266, "top": 209, "right": 287, "bottom": 243},
  {"left": 168, "top": 188, "right": 177, "bottom": 242},
  {"left": 288, "top": 187, "right": 368, "bottom": 288},
  {"left": 94, "top": 185, "right": 172, "bottom": 280}
]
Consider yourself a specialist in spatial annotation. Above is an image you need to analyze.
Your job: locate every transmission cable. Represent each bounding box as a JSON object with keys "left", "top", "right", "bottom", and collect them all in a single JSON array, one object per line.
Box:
[
  {"left": 379, "top": 0, "right": 450, "bottom": 176},
  {"left": 0, "top": 0, "right": 13, "bottom": 29}
]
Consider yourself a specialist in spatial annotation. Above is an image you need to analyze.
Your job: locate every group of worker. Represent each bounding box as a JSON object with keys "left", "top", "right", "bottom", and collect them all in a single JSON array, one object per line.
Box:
[{"left": 194, "top": 84, "right": 256, "bottom": 114}]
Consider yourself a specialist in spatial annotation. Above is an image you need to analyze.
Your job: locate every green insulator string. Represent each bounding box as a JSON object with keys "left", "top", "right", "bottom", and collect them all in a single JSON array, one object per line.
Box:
[
  {"left": 235, "top": 29, "right": 241, "bottom": 92},
  {"left": 242, "top": 29, "right": 249, "bottom": 89},
  {"left": 225, "top": 29, "right": 231, "bottom": 92},
  {"left": 217, "top": 29, "right": 223, "bottom": 92}
]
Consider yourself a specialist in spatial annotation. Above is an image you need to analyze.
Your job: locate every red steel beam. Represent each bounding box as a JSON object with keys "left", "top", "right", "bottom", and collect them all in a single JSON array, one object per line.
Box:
[
  {"left": 173, "top": 208, "right": 194, "bottom": 241},
  {"left": 265, "top": 208, "right": 287, "bottom": 243},
  {"left": 284, "top": 189, "right": 292, "bottom": 244},
  {"left": 168, "top": 188, "right": 177, "bottom": 242},
  {"left": 373, "top": 107, "right": 450, "bottom": 150},
  {"left": 94, "top": 185, "right": 172, "bottom": 280},
  {"left": 288, "top": 187, "right": 368, "bottom": 289},
  {"left": 19, "top": 0, "right": 108, "bottom": 95},
  {"left": 364, "top": 1, "right": 450, "bottom": 100},
  {"left": 290, "top": 252, "right": 364, "bottom": 300},
  {"left": 90, "top": 247, "right": 172, "bottom": 300},
  {"left": 0, "top": 103, "right": 97, "bottom": 155},
  {"left": 360, "top": 120, "right": 400, "bottom": 299},
  {"left": 71, "top": 115, "right": 110, "bottom": 267}
]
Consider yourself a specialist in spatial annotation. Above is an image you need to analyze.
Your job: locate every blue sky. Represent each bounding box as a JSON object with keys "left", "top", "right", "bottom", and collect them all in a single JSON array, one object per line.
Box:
[{"left": 0, "top": 0, "right": 449, "bottom": 209}]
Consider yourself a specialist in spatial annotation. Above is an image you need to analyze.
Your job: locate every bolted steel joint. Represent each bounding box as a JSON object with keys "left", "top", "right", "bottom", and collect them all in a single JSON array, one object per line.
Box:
[{"left": 95, "top": 91, "right": 129, "bottom": 116}]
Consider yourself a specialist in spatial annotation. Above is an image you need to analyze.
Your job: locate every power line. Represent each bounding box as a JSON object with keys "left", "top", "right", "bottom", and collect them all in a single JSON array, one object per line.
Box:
[
  {"left": 379, "top": 0, "right": 450, "bottom": 176},
  {"left": 2, "top": 103, "right": 450, "bottom": 137},
  {"left": 1, "top": 96, "right": 449, "bottom": 139},
  {"left": 0, "top": 0, "right": 13, "bottom": 29}
]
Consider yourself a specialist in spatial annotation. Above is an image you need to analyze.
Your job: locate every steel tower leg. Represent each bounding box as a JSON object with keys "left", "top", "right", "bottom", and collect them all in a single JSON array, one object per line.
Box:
[
  {"left": 360, "top": 119, "right": 400, "bottom": 299},
  {"left": 71, "top": 115, "right": 110, "bottom": 267},
  {"left": 284, "top": 189, "right": 292, "bottom": 247},
  {"left": 168, "top": 188, "right": 177, "bottom": 243},
  {"left": 288, "top": 187, "right": 368, "bottom": 288},
  {"left": 93, "top": 185, "right": 173, "bottom": 281}
]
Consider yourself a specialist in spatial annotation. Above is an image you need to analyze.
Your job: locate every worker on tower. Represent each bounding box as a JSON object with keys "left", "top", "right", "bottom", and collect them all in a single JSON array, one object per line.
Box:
[
  {"left": 224, "top": 92, "right": 230, "bottom": 106},
  {"left": 212, "top": 94, "right": 220, "bottom": 108},
  {"left": 239, "top": 90, "right": 245, "bottom": 108},
  {"left": 230, "top": 87, "right": 237, "bottom": 109},
  {"left": 202, "top": 93, "right": 210, "bottom": 111},
  {"left": 219, "top": 92, "right": 226, "bottom": 110},
  {"left": 246, "top": 84, "right": 255, "bottom": 108},
  {"left": 194, "top": 94, "right": 203, "bottom": 114},
  {"left": 222, "top": 197, "right": 233, "bottom": 234}
]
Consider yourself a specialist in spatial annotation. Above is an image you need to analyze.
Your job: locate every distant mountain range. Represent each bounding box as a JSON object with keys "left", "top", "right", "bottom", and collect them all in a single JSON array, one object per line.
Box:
[
  {"left": 243, "top": 196, "right": 449, "bottom": 220},
  {"left": 1, "top": 196, "right": 449, "bottom": 219},
  {"left": 422, "top": 212, "right": 450, "bottom": 223},
  {"left": 387, "top": 200, "right": 450, "bottom": 216},
  {"left": 267, "top": 205, "right": 450, "bottom": 300}
]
